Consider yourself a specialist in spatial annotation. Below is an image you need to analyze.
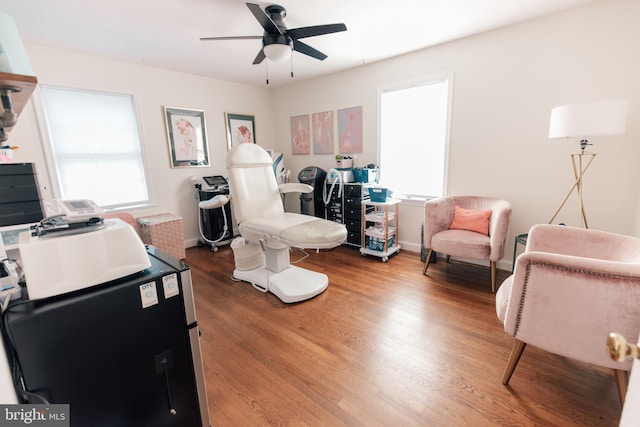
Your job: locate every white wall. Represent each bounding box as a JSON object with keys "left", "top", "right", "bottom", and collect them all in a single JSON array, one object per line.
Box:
[
  {"left": 8, "top": 44, "right": 276, "bottom": 246},
  {"left": 271, "top": 0, "right": 640, "bottom": 269},
  {"left": 6, "top": 0, "right": 639, "bottom": 271}
]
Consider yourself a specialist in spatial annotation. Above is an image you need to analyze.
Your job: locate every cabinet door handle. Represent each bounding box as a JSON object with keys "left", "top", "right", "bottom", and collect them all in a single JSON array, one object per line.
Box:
[{"left": 608, "top": 332, "right": 640, "bottom": 362}]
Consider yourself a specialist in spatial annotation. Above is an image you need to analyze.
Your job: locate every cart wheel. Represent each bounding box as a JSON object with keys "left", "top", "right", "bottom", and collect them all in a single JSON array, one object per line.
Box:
[
  {"left": 382, "top": 256, "right": 388, "bottom": 262},
  {"left": 197, "top": 240, "right": 203, "bottom": 247},
  {"left": 212, "top": 246, "right": 219, "bottom": 253}
]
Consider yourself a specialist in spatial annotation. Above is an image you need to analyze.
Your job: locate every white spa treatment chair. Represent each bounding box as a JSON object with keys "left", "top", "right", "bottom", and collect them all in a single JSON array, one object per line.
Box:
[{"left": 225, "top": 143, "right": 347, "bottom": 303}]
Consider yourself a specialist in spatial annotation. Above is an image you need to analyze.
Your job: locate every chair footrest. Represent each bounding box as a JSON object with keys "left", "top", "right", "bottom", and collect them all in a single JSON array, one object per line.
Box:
[{"left": 233, "top": 265, "right": 328, "bottom": 303}]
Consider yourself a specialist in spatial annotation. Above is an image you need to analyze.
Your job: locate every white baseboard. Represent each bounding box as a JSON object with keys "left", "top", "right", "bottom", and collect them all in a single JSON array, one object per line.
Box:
[{"left": 182, "top": 237, "right": 514, "bottom": 273}]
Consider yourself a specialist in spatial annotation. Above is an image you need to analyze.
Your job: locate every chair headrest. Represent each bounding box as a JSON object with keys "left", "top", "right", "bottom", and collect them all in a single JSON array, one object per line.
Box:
[{"left": 227, "top": 143, "right": 272, "bottom": 168}]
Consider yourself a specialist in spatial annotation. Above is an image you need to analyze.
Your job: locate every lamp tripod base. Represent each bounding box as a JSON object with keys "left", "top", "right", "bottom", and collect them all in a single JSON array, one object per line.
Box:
[{"left": 548, "top": 152, "right": 596, "bottom": 228}]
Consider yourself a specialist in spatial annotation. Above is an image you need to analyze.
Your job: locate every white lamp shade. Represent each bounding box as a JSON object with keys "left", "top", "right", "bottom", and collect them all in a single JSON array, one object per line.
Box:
[
  {"left": 264, "top": 44, "right": 292, "bottom": 62},
  {"left": 0, "top": 12, "right": 35, "bottom": 76},
  {"left": 549, "top": 100, "right": 629, "bottom": 139}
]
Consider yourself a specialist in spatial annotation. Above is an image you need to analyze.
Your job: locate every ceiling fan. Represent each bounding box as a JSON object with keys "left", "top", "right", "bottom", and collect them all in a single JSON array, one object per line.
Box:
[{"left": 200, "top": 3, "right": 347, "bottom": 65}]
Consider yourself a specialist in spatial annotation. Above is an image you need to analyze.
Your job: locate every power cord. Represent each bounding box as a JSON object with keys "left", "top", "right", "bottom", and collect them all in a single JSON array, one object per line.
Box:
[
  {"left": 290, "top": 248, "right": 309, "bottom": 264},
  {"left": 322, "top": 168, "right": 343, "bottom": 207}
]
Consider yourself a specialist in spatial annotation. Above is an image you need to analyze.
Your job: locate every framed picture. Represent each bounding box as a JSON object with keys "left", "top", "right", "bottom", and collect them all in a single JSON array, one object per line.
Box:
[
  {"left": 312, "top": 111, "right": 334, "bottom": 154},
  {"left": 225, "top": 113, "right": 255, "bottom": 149},
  {"left": 338, "top": 106, "right": 363, "bottom": 154},
  {"left": 290, "top": 114, "right": 310, "bottom": 155},
  {"left": 163, "top": 106, "right": 210, "bottom": 168}
]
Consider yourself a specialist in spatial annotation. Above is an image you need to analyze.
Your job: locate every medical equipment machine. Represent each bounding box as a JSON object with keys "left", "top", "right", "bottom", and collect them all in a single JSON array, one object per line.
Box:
[
  {"left": 30, "top": 199, "right": 106, "bottom": 237},
  {"left": 267, "top": 149, "right": 293, "bottom": 210},
  {"left": 194, "top": 175, "right": 233, "bottom": 252},
  {"left": 47, "top": 199, "right": 103, "bottom": 221},
  {"left": 271, "top": 151, "right": 290, "bottom": 184},
  {"left": 19, "top": 217, "right": 151, "bottom": 299},
  {"left": 297, "top": 166, "right": 326, "bottom": 217},
  {"left": 0, "top": 163, "right": 46, "bottom": 303},
  {"left": 264, "top": 148, "right": 290, "bottom": 185},
  {"left": 323, "top": 168, "right": 346, "bottom": 222}
]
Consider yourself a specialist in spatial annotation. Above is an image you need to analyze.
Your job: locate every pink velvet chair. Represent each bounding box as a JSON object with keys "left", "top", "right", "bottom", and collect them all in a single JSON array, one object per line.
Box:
[
  {"left": 496, "top": 224, "right": 640, "bottom": 404},
  {"left": 423, "top": 196, "right": 512, "bottom": 292}
]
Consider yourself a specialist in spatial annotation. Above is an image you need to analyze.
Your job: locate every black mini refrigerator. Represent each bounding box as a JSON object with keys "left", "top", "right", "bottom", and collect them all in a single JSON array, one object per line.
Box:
[{"left": 2, "top": 247, "right": 211, "bottom": 426}]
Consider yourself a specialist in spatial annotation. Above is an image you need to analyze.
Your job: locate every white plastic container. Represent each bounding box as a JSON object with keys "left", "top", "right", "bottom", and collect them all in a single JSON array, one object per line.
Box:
[
  {"left": 230, "top": 237, "right": 265, "bottom": 271},
  {"left": 19, "top": 218, "right": 151, "bottom": 299}
]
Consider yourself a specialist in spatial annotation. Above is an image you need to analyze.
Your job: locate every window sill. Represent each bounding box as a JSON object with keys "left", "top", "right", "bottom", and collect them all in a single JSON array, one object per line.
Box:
[
  {"left": 105, "top": 203, "right": 157, "bottom": 215},
  {"left": 391, "top": 195, "right": 437, "bottom": 207}
]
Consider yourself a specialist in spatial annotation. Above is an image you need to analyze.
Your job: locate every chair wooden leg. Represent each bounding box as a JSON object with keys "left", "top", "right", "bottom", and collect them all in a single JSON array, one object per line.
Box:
[
  {"left": 502, "top": 339, "right": 527, "bottom": 385},
  {"left": 422, "top": 249, "right": 433, "bottom": 275},
  {"left": 614, "top": 369, "right": 629, "bottom": 405},
  {"left": 491, "top": 261, "right": 497, "bottom": 293}
]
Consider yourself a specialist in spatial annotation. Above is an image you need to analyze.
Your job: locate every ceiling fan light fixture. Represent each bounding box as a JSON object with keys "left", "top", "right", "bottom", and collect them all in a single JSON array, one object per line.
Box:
[{"left": 264, "top": 43, "right": 292, "bottom": 62}]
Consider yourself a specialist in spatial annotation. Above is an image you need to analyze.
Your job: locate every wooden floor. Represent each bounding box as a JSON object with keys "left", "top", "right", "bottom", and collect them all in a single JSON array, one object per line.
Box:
[{"left": 187, "top": 244, "right": 623, "bottom": 426}]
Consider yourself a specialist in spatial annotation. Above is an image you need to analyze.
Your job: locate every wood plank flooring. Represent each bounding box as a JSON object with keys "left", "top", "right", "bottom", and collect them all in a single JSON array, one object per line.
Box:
[{"left": 187, "top": 244, "right": 623, "bottom": 426}]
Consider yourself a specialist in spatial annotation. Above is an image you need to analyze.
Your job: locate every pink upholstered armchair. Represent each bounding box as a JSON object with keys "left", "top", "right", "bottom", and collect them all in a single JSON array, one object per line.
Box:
[
  {"left": 496, "top": 224, "right": 640, "bottom": 404},
  {"left": 423, "top": 196, "right": 512, "bottom": 292}
]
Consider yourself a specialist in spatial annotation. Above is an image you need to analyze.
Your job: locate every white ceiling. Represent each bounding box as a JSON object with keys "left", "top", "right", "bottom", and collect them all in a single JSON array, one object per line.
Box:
[{"left": 1, "top": 0, "right": 602, "bottom": 88}]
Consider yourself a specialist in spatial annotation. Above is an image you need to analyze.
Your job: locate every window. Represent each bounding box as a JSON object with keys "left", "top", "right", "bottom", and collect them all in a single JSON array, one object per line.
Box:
[
  {"left": 379, "top": 75, "right": 451, "bottom": 198},
  {"left": 39, "top": 86, "right": 150, "bottom": 209}
]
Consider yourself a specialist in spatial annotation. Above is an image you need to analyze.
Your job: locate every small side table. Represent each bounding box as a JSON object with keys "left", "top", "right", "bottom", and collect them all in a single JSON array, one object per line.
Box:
[{"left": 512, "top": 233, "right": 528, "bottom": 272}]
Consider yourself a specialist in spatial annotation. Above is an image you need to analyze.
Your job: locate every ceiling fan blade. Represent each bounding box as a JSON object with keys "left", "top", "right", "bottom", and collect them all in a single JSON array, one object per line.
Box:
[
  {"left": 252, "top": 48, "right": 266, "bottom": 65},
  {"left": 292, "top": 40, "right": 327, "bottom": 61},
  {"left": 246, "top": 3, "right": 282, "bottom": 35},
  {"left": 287, "top": 23, "right": 347, "bottom": 40},
  {"left": 200, "top": 36, "right": 262, "bottom": 41}
]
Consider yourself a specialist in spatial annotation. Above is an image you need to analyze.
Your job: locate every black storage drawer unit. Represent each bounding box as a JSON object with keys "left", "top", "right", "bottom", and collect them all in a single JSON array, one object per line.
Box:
[
  {"left": 322, "top": 182, "right": 370, "bottom": 247},
  {"left": 344, "top": 197, "right": 361, "bottom": 209},
  {"left": 341, "top": 183, "right": 369, "bottom": 247},
  {"left": 0, "top": 163, "right": 44, "bottom": 227},
  {"left": 345, "top": 219, "right": 360, "bottom": 230},
  {"left": 345, "top": 184, "right": 365, "bottom": 198},
  {"left": 347, "top": 231, "right": 361, "bottom": 245},
  {"left": 344, "top": 208, "right": 361, "bottom": 221}
]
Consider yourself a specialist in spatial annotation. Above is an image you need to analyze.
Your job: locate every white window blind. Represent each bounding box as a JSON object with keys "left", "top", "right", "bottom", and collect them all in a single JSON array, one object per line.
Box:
[
  {"left": 379, "top": 77, "right": 451, "bottom": 198},
  {"left": 40, "top": 86, "right": 149, "bottom": 209}
]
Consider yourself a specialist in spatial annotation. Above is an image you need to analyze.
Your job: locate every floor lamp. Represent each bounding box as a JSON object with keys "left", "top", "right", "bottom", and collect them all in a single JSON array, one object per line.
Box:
[{"left": 548, "top": 100, "right": 629, "bottom": 228}]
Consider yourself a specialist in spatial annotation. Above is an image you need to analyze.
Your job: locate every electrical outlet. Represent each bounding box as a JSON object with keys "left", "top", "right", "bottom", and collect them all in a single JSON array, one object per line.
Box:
[{"left": 155, "top": 350, "right": 174, "bottom": 374}]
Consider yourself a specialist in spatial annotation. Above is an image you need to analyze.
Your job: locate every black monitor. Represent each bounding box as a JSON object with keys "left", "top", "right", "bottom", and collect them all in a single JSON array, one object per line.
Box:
[{"left": 203, "top": 176, "right": 228, "bottom": 188}]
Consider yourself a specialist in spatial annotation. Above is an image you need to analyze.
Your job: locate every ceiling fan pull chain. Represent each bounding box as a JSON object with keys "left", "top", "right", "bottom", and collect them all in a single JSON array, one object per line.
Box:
[
  {"left": 265, "top": 60, "right": 269, "bottom": 85},
  {"left": 290, "top": 54, "right": 294, "bottom": 78}
]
